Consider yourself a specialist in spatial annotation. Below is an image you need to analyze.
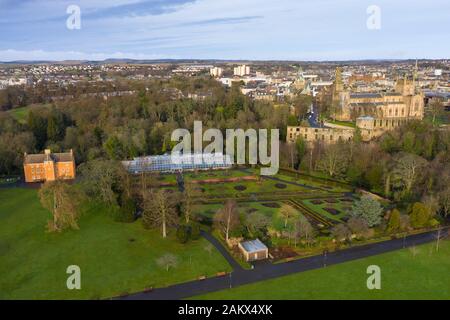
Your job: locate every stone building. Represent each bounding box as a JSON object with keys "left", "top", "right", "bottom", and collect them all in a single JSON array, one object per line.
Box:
[
  {"left": 23, "top": 149, "right": 76, "bottom": 183},
  {"left": 334, "top": 72, "right": 424, "bottom": 122},
  {"left": 287, "top": 126, "right": 354, "bottom": 144},
  {"left": 287, "top": 115, "right": 413, "bottom": 144}
]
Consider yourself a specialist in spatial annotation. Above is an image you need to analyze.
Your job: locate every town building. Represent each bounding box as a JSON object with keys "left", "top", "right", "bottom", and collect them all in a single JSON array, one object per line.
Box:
[{"left": 23, "top": 149, "right": 76, "bottom": 183}]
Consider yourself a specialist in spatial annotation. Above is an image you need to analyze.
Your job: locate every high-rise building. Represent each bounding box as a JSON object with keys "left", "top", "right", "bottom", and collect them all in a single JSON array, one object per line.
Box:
[
  {"left": 233, "top": 65, "right": 251, "bottom": 76},
  {"left": 210, "top": 67, "right": 223, "bottom": 77}
]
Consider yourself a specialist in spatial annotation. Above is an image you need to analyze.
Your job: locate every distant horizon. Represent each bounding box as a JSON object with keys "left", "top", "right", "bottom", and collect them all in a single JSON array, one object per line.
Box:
[{"left": 0, "top": 57, "right": 448, "bottom": 64}]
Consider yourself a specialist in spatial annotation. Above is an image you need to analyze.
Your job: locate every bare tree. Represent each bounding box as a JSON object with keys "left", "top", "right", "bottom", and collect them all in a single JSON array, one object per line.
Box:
[
  {"left": 156, "top": 253, "right": 178, "bottom": 272},
  {"left": 245, "top": 212, "right": 271, "bottom": 236},
  {"left": 317, "top": 143, "right": 348, "bottom": 177},
  {"left": 331, "top": 224, "right": 351, "bottom": 243},
  {"left": 182, "top": 182, "right": 195, "bottom": 224},
  {"left": 142, "top": 189, "right": 179, "bottom": 238},
  {"left": 438, "top": 186, "right": 450, "bottom": 218},
  {"left": 39, "top": 181, "right": 83, "bottom": 232},
  {"left": 392, "top": 152, "right": 427, "bottom": 195},
  {"left": 214, "top": 200, "right": 240, "bottom": 241},
  {"left": 279, "top": 204, "right": 298, "bottom": 228},
  {"left": 204, "top": 243, "right": 213, "bottom": 256}
]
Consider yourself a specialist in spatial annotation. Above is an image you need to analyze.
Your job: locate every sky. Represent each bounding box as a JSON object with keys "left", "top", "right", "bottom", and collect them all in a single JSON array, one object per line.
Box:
[{"left": 0, "top": 0, "right": 448, "bottom": 61}]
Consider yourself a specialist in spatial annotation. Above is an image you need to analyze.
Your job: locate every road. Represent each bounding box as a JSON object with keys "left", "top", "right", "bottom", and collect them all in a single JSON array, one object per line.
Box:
[
  {"left": 307, "top": 103, "right": 323, "bottom": 128},
  {"left": 117, "top": 227, "right": 448, "bottom": 300}
]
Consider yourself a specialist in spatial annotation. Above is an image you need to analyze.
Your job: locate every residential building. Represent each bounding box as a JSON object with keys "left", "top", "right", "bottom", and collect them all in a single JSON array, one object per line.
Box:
[
  {"left": 210, "top": 67, "right": 223, "bottom": 77},
  {"left": 234, "top": 65, "right": 251, "bottom": 77}
]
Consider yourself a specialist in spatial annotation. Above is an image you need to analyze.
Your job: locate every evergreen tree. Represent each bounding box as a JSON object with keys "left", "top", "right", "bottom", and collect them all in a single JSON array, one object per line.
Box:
[{"left": 350, "top": 195, "right": 383, "bottom": 227}]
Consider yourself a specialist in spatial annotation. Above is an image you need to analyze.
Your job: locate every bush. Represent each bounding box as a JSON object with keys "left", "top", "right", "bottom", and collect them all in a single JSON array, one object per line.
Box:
[
  {"left": 409, "top": 202, "right": 431, "bottom": 228},
  {"left": 190, "top": 223, "right": 201, "bottom": 240},
  {"left": 115, "top": 198, "right": 136, "bottom": 223},
  {"left": 176, "top": 225, "right": 191, "bottom": 244},
  {"left": 386, "top": 209, "right": 401, "bottom": 233}
]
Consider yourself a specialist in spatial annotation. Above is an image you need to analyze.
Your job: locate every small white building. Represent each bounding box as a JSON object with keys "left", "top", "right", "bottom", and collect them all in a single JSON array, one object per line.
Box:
[{"left": 238, "top": 239, "right": 268, "bottom": 262}]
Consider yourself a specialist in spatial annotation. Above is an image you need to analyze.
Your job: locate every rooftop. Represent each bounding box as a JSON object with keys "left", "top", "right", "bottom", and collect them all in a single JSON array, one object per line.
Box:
[
  {"left": 24, "top": 149, "right": 74, "bottom": 164},
  {"left": 240, "top": 239, "right": 268, "bottom": 253}
]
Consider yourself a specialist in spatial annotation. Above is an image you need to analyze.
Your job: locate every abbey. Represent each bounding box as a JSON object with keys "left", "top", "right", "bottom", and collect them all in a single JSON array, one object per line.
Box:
[{"left": 334, "top": 68, "right": 424, "bottom": 122}]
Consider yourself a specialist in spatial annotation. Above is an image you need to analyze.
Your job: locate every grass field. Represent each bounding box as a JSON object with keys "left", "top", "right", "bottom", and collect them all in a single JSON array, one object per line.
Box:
[
  {"left": 195, "top": 240, "right": 450, "bottom": 300},
  {"left": 0, "top": 188, "right": 231, "bottom": 299},
  {"left": 7, "top": 103, "right": 51, "bottom": 123}
]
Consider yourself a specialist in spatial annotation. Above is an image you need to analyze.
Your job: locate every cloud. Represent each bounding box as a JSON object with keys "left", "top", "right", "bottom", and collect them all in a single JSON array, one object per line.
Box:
[
  {"left": 0, "top": 0, "right": 448, "bottom": 60},
  {"left": 0, "top": 49, "right": 176, "bottom": 61}
]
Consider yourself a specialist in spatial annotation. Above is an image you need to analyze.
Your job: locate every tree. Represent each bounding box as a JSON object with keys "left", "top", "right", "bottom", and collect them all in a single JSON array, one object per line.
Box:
[
  {"left": 438, "top": 187, "right": 450, "bottom": 218},
  {"left": 204, "top": 243, "right": 214, "bottom": 256},
  {"left": 39, "top": 181, "right": 83, "bottom": 232},
  {"left": 317, "top": 143, "right": 349, "bottom": 177},
  {"left": 78, "top": 159, "right": 123, "bottom": 207},
  {"left": 213, "top": 200, "right": 240, "bottom": 241},
  {"left": 347, "top": 216, "right": 369, "bottom": 236},
  {"left": 350, "top": 195, "right": 383, "bottom": 227},
  {"left": 156, "top": 253, "right": 178, "bottom": 272},
  {"left": 142, "top": 189, "right": 179, "bottom": 238},
  {"left": 295, "top": 137, "right": 307, "bottom": 168},
  {"left": 279, "top": 204, "right": 298, "bottom": 228},
  {"left": 297, "top": 215, "right": 315, "bottom": 246},
  {"left": 409, "top": 202, "right": 431, "bottom": 228},
  {"left": 391, "top": 152, "right": 427, "bottom": 196},
  {"left": 386, "top": 209, "right": 401, "bottom": 233},
  {"left": 103, "top": 135, "right": 125, "bottom": 160},
  {"left": 182, "top": 182, "right": 195, "bottom": 224},
  {"left": 332, "top": 224, "right": 351, "bottom": 243},
  {"left": 429, "top": 99, "right": 444, "bottom": 126},
  {"left": 245, "top": 212, "right": 271, "bottom": 237}
]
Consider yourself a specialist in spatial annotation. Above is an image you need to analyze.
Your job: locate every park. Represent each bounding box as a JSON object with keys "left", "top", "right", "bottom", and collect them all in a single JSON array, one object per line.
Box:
[{"left": 1, "top": 163, "right": 447, "bottom": 299}]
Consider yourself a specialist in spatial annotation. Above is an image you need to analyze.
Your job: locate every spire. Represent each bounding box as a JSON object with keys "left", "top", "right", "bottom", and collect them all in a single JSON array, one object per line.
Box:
[{"left": 413, "top": 59, "right": 418, "bottom": 94}]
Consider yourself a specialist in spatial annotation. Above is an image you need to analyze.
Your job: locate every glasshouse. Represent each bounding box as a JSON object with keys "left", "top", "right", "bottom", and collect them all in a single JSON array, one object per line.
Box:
[{"left": 122, "top": 152, "right": 233, "bottom": 174}]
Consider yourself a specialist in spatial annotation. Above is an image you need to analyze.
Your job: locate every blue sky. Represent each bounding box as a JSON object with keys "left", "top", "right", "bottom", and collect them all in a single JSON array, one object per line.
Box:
[{"left": 0, "top": 0, "right": 448, "bottom": 61}]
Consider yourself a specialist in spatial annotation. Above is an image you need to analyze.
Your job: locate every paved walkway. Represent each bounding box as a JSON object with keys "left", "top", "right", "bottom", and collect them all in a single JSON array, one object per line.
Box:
[
  {"left": 118, "top": 227, "right": 448, "bottom": 300},
  {"left": 200, "top": 231, "right": 243, "bottom": 271}
]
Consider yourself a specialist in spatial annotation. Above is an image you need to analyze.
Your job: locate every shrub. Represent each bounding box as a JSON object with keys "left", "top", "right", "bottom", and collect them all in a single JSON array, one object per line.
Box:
[
  {"left": 190, "top": 223, "right": 201, "bottom": 240},
  {"left": 115, "top": 198, "right": 136, "bottom": 223},
  {"left": 176, "top": 225, "right": 191, "bottom": 244},
  {"left": 409, "top": 202, "right": 431, "bottom": 228},
  {"left": 387, "top": 209, "right": 401, "bottom": 233}
]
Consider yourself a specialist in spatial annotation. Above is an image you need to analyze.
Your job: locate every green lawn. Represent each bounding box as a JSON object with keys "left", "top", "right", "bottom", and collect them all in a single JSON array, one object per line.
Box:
[
  {"left": 195, "top": 240, "right": 450, "bottom": 300},
  {"left": 325, "top": 119, "right": 357, "bottom": 128},
  {"left": 0, "top": 188, "right": 231, "bottom": 300},
  {"left": 7, "top": 104, "right": 51, "bottom": 123}
]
